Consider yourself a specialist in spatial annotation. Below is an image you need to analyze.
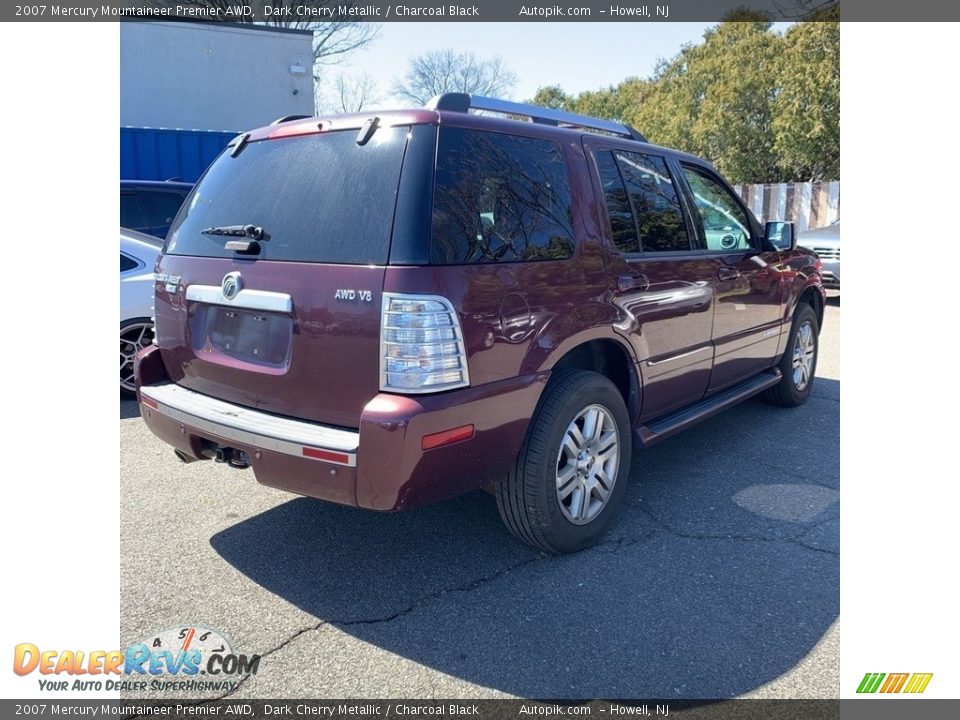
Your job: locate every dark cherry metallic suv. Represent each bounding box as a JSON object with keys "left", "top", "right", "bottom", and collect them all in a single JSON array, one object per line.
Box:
[{"left": 135, "top": 94, "right": 825, "bottom": 553}]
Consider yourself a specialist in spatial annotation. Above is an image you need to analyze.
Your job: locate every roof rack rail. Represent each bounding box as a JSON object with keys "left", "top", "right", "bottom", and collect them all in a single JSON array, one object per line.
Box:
[
  {"left": 270, "top": 114, "right": 311, "bottom": 125},
  {"left": 425, "top": 93, "right": 647, "bottom": 142}
]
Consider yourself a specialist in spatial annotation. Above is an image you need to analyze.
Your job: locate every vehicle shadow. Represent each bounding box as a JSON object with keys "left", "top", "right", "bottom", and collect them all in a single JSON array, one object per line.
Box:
[
  {"left": 210, "top": 379, "right": 839, "bottom": 698},
  {"left": 120, "top": 397, "right": 141, "bottom": 419}
]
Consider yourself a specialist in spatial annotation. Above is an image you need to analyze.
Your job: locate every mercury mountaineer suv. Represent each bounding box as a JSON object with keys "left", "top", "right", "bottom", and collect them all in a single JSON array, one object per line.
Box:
[{"left": 135, "top": 94, "right": 825, "bottom": 553}]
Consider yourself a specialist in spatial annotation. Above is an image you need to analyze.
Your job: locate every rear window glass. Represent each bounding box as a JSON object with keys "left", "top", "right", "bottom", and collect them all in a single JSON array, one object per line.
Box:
[
  {"left": 431, "top": 128, "right": 574, "bottom": 264},
  {"left": 165, "top": 128, "right": 409, "bottom": 264}
]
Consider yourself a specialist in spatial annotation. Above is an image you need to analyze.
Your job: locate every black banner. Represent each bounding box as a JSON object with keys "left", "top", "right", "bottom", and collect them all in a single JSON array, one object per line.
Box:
[
  {"left": 4, "top": 0, "right": 956, "bottom": 23},
  {"left": 3, "top": 700, "right": 960, "bottom": 720},
  {"left": 0, "top": 700, "right": 837, "bottom": 720}
]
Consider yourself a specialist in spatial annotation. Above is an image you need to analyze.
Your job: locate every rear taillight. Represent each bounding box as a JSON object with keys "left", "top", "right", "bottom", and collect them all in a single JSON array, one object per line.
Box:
[{"left": 380, "top": 293, "right": 470, "bottom": 393}]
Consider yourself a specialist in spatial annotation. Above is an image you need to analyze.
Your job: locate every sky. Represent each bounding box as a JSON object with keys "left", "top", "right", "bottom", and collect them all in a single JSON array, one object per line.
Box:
[{"left": 321, "top": 22, "right": 791, "bottom": 108}]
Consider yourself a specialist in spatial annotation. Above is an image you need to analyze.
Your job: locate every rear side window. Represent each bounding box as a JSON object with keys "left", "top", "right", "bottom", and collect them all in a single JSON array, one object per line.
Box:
[
  {"left": 431, "top": 128, "right": 574, "bottom": 264},
  {"left": 121, "top": 194, "right": 145, "bottom": 231},
  {"left": 595, "top": 152, "right": 639, "bottom": 255},
  {"left": 614, "top": 151, "right": 690, "bottom": 253},
  {"left": 120, "top": 253, "right": 139, "bottom": 272},
  {"left": 166, "top": 128, "right": 409, "bottom": 264}
]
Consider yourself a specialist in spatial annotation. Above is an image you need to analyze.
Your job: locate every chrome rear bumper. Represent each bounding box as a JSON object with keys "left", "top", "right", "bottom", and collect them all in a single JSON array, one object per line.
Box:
[{"left": 139, "top": 383, "right": 359, "bottom": 467}]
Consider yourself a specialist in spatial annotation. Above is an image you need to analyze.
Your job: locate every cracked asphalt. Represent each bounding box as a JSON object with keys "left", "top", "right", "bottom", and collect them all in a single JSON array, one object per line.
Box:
[{"left": 120, "top": 297, "right": 839, "bottom": 699}]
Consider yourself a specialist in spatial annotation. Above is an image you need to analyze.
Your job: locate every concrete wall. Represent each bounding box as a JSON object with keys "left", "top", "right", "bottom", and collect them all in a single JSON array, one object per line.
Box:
[{"left": 121, "top": 22, "right": 314, "bottom": 132}]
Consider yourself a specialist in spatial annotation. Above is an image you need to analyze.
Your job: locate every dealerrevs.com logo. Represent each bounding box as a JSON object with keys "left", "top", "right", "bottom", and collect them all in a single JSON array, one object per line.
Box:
[
  {"left": 13, "top": 625, "right": 260, "bottom": 693},
  {"left": 857, "top": 672, "right": 933, "bottom": 694}
]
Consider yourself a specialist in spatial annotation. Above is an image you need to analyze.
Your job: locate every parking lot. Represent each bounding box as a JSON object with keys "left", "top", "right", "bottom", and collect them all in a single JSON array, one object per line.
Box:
[{"left": 120, "top": 298, "right": 839, "bottom": 699}]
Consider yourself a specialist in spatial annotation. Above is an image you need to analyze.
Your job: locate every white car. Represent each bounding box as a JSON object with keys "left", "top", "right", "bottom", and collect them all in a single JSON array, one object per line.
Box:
[
  {"left": 121, "top": 228, "right": 161, "bottom": 394},
  {"left": 798, "top": 219, "right": 840, "bottom": 289}
]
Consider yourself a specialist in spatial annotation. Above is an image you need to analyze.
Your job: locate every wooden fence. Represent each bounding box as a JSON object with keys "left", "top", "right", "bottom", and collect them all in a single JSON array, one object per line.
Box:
[{"left": 733, "top": 181, "right": 840, "bottom": 232}]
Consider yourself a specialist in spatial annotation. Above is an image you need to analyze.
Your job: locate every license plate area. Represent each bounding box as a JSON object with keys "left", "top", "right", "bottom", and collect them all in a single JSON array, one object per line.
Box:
[{"left": 189, "top": 305, "right": 292, "bottom": 371}]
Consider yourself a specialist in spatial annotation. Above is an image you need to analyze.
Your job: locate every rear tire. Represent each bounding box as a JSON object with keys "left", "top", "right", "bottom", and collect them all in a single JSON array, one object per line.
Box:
[
  {"left": 495, "top": 369, "right": 632, "bottom": 553},
  {"left": 764, "top": 304, "right": 819, "bottom": 407}
]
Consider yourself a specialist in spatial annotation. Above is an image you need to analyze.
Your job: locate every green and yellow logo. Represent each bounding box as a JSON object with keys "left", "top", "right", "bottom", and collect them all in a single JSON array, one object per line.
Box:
[{"left": 857, "top": 672, "right": 933, "bottom": 694}]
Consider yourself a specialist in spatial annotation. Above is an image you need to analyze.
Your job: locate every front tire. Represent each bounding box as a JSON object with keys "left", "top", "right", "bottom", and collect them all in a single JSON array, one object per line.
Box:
[
  {"left": 764, "top": 304, "right": 819, "bottom": 407},
  {"left": 495, "top": 370, "right": 632, "bottom": 553}
]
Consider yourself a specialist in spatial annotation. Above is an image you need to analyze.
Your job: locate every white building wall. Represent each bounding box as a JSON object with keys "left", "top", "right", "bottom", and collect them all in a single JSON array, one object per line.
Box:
[{"left": 121, "top": 22, "right": 314, "bottom": 132}]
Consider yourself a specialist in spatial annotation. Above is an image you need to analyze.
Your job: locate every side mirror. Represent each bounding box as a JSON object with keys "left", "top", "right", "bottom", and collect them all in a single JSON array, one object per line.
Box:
[{"left": 765, "top": 221, "right": 796, "bottom": 252}]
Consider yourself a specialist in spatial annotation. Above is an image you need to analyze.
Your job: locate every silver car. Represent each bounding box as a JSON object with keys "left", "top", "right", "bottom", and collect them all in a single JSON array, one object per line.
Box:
[{"left": 798, "top": 219, "right": 840, "bottom": 289}]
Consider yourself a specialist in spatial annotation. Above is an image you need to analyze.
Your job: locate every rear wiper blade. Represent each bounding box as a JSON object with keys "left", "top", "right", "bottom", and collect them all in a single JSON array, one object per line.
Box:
[{"left": 201, "top": 224, "right": 267, "bottom": 240}]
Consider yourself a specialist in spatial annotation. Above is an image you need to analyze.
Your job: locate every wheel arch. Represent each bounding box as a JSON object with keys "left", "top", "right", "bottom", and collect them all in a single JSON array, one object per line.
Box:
[
  {"left": 538, "top": 334, "right": 641, "bottom": 422},
  {"left": 795, "top": 283, "right": 825, "bottom": 330}
]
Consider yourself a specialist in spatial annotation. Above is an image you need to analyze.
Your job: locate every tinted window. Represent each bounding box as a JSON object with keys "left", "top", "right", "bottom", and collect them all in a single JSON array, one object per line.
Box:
[
  {"left": 431, "top": 128, "right": 574, "bottom": 264},
  {"left": 121, "top": 194, "right": 145, "bottom": 231},
  {"left": 595, "top": 151, "right": 639, "bottom": 255},
  {"left": 120, "top": 253, "right": 139, "bottom": 272},
  {"left": 615, "top": 152, "right": 690, "bottom": 253},
  {"left": 682, "top": 166, "right": 754, "bottom": 251},
  {"left": 166, "top": 128, "right": 408, "bottom": 264},
  {"left": 139, "top": 191, "right": 187, "bottom": 231}
]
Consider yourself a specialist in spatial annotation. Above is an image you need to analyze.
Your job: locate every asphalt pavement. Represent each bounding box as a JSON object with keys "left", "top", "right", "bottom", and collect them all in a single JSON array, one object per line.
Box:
[{"left": 120, "top": 297, "right": 839, "bottom": 699}]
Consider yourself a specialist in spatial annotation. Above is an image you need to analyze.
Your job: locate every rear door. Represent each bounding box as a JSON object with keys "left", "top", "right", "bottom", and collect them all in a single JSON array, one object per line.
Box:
[
  {"left": 584, "top": 138, "right": 719, "bottom": 421},
  {"left": 154, "top": 124, "right": 415, "bottom": 428},
  {"left": 676, "top": 163, "right": 784, "bottom": 391}
]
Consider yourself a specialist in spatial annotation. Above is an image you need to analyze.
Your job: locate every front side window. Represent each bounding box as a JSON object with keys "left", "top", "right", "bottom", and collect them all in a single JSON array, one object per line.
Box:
[
  {"left": 431, "top": 128, "right": 575, "bottom": 264},
  {"left": 615, "top": 151, "right": 690, "bottom": 253},
  {"left": 682, "top": 166, "right": 755, "bottom": 252}
]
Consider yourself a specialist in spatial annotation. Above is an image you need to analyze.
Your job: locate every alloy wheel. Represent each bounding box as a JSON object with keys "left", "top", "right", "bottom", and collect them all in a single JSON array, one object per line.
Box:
[
  {"left": 555, "top": 403, "right": 620, "bottom": 525},
  {"left": 120, "top": 321, "right": 154, "bottom": 393},
  {"left": 792, "top": 320, "right": 816, "bottom": 391}
]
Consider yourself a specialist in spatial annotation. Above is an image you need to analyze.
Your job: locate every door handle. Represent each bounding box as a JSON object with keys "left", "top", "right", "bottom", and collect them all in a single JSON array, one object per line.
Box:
[
  {"left": 618, "top": 274, "right": 650, "bottom": 292},
  {"left": 717, "top": 266, "right": 741, "bottom": 281}
]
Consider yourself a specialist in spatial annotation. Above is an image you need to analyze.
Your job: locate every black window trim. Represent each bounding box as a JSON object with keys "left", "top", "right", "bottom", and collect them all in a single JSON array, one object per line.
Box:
[
  {"left": 676, "top": 160, "right": 762, "bottom": 255},
  {"left": 588, "top": 144, "right": 705, "bottom": 260}
]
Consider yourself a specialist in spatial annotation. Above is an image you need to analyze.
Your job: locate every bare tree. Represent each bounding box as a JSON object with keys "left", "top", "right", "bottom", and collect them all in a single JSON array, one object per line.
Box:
[
  {"left": 260, "top": 2, "right": 380, "bottom": 67},
  {"left": 333, "top": 72, "right": 381, "bottom": 113},
  {"left": 173, "top": 2, "right": 380, "bottom": 67},
  {"left": 392, "top": 50, "right": 517, "bottom": 105}
]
